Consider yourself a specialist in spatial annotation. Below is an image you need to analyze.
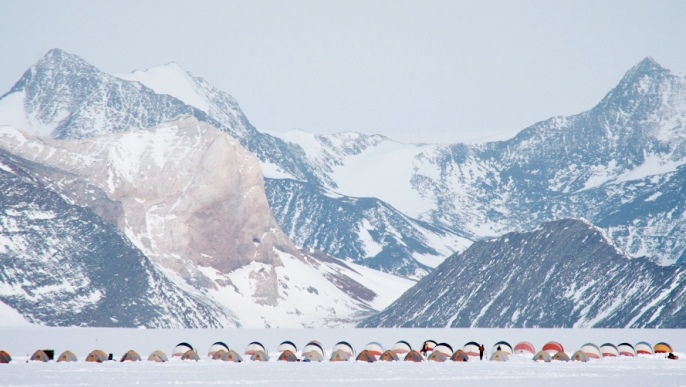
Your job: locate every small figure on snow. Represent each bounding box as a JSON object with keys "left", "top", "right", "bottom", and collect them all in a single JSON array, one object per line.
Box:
[
  {"left": 420, "top": 342, "right": 430, "bottom": 357},
  {"left": 479, "top": 344, "right": 485, "bottom": 360}
]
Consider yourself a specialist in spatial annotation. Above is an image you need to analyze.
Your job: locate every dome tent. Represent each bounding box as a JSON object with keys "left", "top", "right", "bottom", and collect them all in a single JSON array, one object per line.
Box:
[
  {"left": 250, "top": 350, "right": 269, "bottom": 362},
  {"left": 355, "top": 350, "right": 377, "bottom": 362},
  {"left": 492, "top": 341, "right": 513, "bottom": 355},
  {"left": 433, "top": 343, "right": 453, "bottom": 356},
  {"left": 330, "top": 349, "right": 352, "bottom": 362},
  {"left": 120, "top": 350, "right": 141, "bottom": 362},
  {"left": 542, "top": 341, "right": 564, "bottom": 355},
  {"left": 221, "top": 350, "right": 243, "bottom": 362},
  {"left": 600, "top": 343, "right": 619, "bottom": 357},
  {"left": 277, "top": 341, "right": 298, "bottom": 354},
  {"left": 86, "top": 350, "right": 108, "bottom": 363},
  {"left": 490, "top": 350, "right": 509, "bottom": 362},
  {"left": 533, "top": 351, "right": 552, "bottom": 362},
  {"left": 403, "top": 350, "right": 424, "bottom": 362},
  {"left": 0, "top": 350, "right": 11, "bottom": 363},
  {"left": 208, "top": 342, "right": 229, "bottom": 357},
  {"left": 148, "top": 350, "right": 168, "bottom": 362},
  {"left": 172, "top": 342, "right": 193, "bottom": 357},
  {"left": 571, "top": 351, "right": 589, "bottom": 362},
  {"left": 450, "top": 350, "right": 469, "bottom": 362},
  {"left": 580, "top": 343, "right": 601, "bottom": 359},
  {"left": 391, "top": 340, "right": 412, "bottom": 354},
  {"left": 245, "top": 342, "right": 267, "bottom": 356},
  {"left": 363, "top": 342, "right": 384, "bottom": 357},
  {"left": 332, "top": 341, "right": 355, "bottom": 357},
  {"left": 514, "top": 341, "right": 535, "bottom": 355},
  {"left": 302, "top": 351, "right": 324, "bottom": 362},
  {"left": 654, "top": 342, "right": 673, "bottom": 354},
  {"left": 379, "top": 350, "right": 399, "bottom": 361},
  {"left": 181, "top": 350, "right": 200, "bottom": 361},
  {"left": 57, "top": 350, "right": 77, "bottom": 362},
  {"left": 462, "top": 342, "right": 481, "bottom": 357},
  {"left": 211, "top": 350, "right": 227, "bottom": 360},
  {"left": 278, "top": 350, "right": 298, "bottom": 362},
  {"left": 553, "top": 351, "right": 570, "bottom": 362},
  {"left": 617, "top": 343, "right": 636, "bottom": 357},
  {"left": 427, "top": 351, "right": 448, "bottom": 362},
  {"left": 635, "top": 342, "right": 653, "bottom": 355},
  {"left": 303, "top": 341, "right": 325, "bottom": 357},
  {"left": 30, "top": 350, "right": 50, "bottom": 362}
]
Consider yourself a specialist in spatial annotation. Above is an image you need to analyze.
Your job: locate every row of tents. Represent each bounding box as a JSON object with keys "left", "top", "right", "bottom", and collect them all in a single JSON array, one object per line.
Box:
[{"left": 1, "top": 340, "right": 676, "bottom": 364}]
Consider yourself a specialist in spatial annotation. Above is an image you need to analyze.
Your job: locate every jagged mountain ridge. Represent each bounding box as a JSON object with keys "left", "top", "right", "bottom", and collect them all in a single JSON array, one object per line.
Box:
[
  {"left": 0, "top": 48, "right": 464, "bottom": 277},
  {"left": 0, "top": 148, "right": 240, "bottom": 327},
  {"left": 275, "top": 57, "right": 686, "bottom": 265},
  {"left": 0, "top": 119, "right": 414, "bottom": 327},
  {"left": 358, "top": 219, "right": 686, "bottom": 328}
]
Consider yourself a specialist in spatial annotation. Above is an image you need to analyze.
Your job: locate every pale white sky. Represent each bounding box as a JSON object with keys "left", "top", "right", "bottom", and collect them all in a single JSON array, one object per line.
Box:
[{"left": 1, "top": 0, "right": 685, "bottom": 144}]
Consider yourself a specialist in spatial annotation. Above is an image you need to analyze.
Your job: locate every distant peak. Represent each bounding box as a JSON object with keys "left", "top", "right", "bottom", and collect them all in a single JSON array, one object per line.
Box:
[
  {"left": 35, "top": 48, "right": 97, "bottom": 72},
  {"left": 621, "top": 56, "right": 669, "bottom": 82},
  {"left": 633, "top": 56, "right": 664, "bottom": 72}
]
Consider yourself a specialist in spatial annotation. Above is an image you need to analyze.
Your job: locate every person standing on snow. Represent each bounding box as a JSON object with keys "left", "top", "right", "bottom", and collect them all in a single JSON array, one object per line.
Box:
[{"left": 479, "top": 344, "right": 485, "bottom": 360}]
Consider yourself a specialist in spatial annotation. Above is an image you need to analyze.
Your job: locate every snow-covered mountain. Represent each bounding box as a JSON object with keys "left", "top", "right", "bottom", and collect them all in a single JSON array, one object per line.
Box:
[
  {"left": 0, "top": 118, "right": 413, "bottom": 327},
  {"left": 275, "top": 58, "right": 686, "bottom": 265},
  {"left": 359, "top": 219, "right": 686, "bottom": 328},
  {"left": 0, "top": 48, "right": 462, "bottom": 277},
  {"left": 0, "top": 148, "right": 239, "bottom": 327}
]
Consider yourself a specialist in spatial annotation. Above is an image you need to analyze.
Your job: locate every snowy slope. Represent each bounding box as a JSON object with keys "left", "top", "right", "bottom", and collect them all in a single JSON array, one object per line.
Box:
[
  {"left": 276, "top": 58, "right": 686, "bottom": 265},
  {"left": 0, "top": 49, "right": 454, "bottom": 277},
  {"left": 0, "top": 120, "right": 414, "bottom": 327},
  {"left": 0, "top": 149, "right": 239, "bottom": 328},
  {"left": 359, "top": 219, "right": 686, "bottom": 328}
]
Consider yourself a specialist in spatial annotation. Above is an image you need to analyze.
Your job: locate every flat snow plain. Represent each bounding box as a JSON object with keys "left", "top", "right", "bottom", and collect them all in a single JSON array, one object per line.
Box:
[{"left": 0, "top": 327, "right": 684, "bottom": 386}]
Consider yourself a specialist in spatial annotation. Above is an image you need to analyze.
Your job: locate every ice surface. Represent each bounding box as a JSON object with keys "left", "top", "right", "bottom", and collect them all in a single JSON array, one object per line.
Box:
[{"left": 0, "top": 327, "right": 683, "bottom": 385}]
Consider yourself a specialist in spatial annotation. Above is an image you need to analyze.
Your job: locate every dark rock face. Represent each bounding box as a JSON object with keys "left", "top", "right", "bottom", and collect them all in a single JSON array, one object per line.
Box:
[
  {"left": 359, "top": 219, "right": 686, "bottom": 328},
  {"left": 266, "top": 179, "right": 469, "bottom": 278},
  {"left": 0, "top": 150, "right": 238, "bottom": 327}
]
